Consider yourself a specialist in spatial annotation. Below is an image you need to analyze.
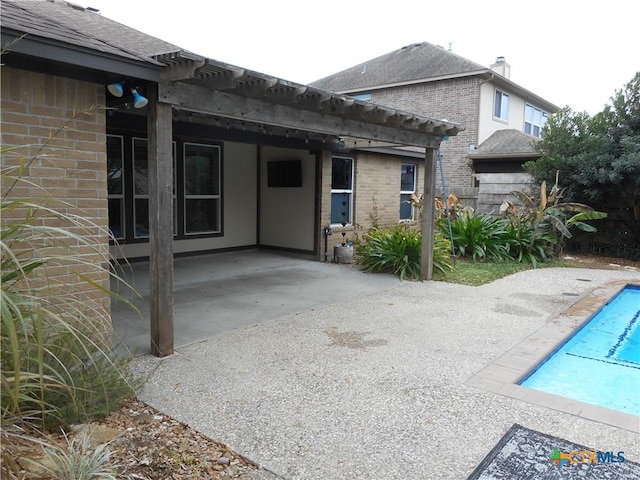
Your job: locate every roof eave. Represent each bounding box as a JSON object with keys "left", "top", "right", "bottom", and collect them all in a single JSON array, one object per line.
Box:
[
  {"left": 333, "top": 70, "right": 491, "bottom": 95},
  {"left": 468, "top": 152, "right": 540, "bottom": 160},
  {"left": 490, "top": 75, "right": 561, "bottom": 112},
  {"left": 334, "top": 68, "right": 561, "bottom": 114},
  {"left": 2, "top": 29, "right": 162, "bottom": 81}
]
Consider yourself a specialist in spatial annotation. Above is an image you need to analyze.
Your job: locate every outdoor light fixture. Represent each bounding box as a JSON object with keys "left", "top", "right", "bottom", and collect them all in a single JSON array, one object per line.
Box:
[
  {"left": 131, "top": 88, "right": 148, "bottom": 108},
  {"left": 107, "top": 82, "right": 124, "bottom": 97},
  {"left": 106, "top": 80, "right": 148, "bottom": 109}
]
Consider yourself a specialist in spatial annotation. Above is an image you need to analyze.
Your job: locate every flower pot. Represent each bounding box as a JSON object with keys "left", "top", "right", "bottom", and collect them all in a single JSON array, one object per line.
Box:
[{"left": 334, "top": 245, "right": 354, "bottom": 264}]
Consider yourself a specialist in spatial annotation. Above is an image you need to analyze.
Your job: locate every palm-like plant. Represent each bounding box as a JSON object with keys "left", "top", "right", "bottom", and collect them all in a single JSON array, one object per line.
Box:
[{"left": 502, "top": 170, "right": 607, "bottom": 254}]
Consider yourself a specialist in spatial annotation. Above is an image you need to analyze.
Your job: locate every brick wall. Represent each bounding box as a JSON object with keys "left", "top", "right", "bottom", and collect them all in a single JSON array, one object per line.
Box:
[
  {"left": 1, "top": 67, "right": 112, "bottom": 338},
  {"left": 374, "top": 77, "right": 480, "bottom": 190}
]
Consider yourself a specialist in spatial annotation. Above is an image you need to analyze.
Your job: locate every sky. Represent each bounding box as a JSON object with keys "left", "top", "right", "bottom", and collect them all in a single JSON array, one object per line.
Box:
[{"left": 82, "top": 0, "right": 639, "bottom": 116}]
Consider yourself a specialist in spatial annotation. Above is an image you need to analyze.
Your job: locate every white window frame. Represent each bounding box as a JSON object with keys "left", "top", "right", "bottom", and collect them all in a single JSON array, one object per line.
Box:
[
  {"left": 183, "top": 142, "right": 222, "bottom": 235},
  {"left": 494, "top": 89, "right": 509, "bottom": 121},
  {"left": 524, "top": 104, "right": 549, "bottom": 138},
  {"left": 400, "top": 163, "right": 416, "bottom": 221},
  {"left": 330, "top": 156, "right": 354, "bottom": 226}
]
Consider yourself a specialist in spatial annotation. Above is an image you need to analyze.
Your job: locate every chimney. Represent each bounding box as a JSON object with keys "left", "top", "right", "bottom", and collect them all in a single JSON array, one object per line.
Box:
[{"left": 490, "top": 56, "right": 510, "bottom": 79}]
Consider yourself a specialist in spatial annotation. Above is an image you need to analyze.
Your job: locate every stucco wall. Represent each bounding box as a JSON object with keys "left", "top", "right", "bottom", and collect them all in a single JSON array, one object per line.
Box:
[
  {"left": 259, "top": 146, "right": 316, "bottom": 251},
  {"left": 1, "top": 67, "right": 111, "bottom": 334},
  {"left": 478, "top": 82, "right": 528, "bottom": 145}
]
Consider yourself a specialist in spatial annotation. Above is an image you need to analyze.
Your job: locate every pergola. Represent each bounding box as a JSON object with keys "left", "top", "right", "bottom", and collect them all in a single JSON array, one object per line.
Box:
[{"left": 145, "top": 50, "right": 464, "bottom": 356}]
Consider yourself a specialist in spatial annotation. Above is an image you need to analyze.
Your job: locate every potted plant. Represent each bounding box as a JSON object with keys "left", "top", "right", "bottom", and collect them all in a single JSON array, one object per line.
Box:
[{"left": 334, "top": 199, "right": 354, "bottom": 263}]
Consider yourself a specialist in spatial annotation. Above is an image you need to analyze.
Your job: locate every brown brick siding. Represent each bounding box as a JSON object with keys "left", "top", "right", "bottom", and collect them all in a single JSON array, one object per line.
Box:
[
  {"left": 1, "top": 67, "right": 112, "bottom": 337},
  {"left": 373, "top": 78, "right": 480, "bottom": 189},
  {"left": 318, "top": 152, "right": 425, "bottom": 260}
]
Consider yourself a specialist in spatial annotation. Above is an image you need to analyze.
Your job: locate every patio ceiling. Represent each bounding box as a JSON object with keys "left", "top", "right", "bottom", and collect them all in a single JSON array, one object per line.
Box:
[{"left": 153, "top": 50, "right": 464, "bottom": 149}]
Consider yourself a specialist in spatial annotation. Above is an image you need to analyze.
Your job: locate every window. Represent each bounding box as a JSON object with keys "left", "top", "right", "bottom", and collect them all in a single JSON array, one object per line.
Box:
[
  {"left": 524, "top": 104, "right": 549, "bottom": 138},
  {"left": 331, "top": 157, "right": 353, "bottom": 225},
  {"left": 400, "top": 164, "right": 416, "bottom": 221},
  {"left": 350, "top": 92, "right": 372, "bottom": 101},
  {"left": 132, "top": 138, "right": 177, "bottom": 238},
  {"left": 494, "top": 90, "right": 509, "bottom": 120},
  {"left": 184, "top": 143, "right": 221, "bottom": 234},
  {"left": 107, "top": 135, "right": 125, "bottom": 239},
  {"left": 133, "top": 138, "right": 150, "bottom": 238},
  {"left": 106, "top": 135, "right": 221, "bottom": 244}
]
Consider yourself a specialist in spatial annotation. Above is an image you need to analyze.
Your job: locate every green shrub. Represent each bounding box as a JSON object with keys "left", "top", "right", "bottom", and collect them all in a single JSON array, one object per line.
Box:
[
  {"left": 356, "top": 225, "right": 453, "bottom": 280},
  {"left": 1, "top": 163, "right": 141, "bottom": 433},
  {"left": 501, "top": 216, "right": 554, "bottom": 267},
  {"left": 440, "top": 211, "right": 511, "bottom": 261}
]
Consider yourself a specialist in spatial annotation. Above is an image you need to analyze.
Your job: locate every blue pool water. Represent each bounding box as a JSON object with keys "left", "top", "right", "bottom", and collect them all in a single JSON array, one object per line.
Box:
[{"left": 519, "top": 285, "right": 640, "bottom": 415}]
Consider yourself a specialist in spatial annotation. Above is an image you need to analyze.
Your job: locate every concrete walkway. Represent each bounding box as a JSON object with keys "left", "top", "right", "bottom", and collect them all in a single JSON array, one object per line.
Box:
[{"left": 133, "top": 261, "right": 640, "bottom": 479}]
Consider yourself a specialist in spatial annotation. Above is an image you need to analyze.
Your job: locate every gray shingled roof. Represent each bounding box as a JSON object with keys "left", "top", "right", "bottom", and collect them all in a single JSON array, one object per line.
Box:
[
  {"left": 470, "top": 129, "right": 540, "bottom": 158},
  {"left": 310, "top": 41, "right": 487, "bottom": 93},
  {"left": 2, "top": 0, "right": 464, "bottom": 146},
  {"left": 1, "top": 0, "right": 181, "bottom": 64}
]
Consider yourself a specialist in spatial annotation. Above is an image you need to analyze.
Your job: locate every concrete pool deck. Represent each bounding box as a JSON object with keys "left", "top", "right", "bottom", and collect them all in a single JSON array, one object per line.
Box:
[
  {"left": 133, "top": 262, "right": 640, "bottom": 479},
  {"left": 467, "top": 279, "right": 639, "bottom": 431}
]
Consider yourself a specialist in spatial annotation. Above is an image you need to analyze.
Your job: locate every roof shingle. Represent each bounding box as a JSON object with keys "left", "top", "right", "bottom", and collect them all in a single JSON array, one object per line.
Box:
[
  {"left": 310, "top": 41, "right": 486, "bottom": 93},
  {"left": 472, "top": 129, "right": 539, "bottom": 157},
  {"left": 1, "top": 0, "right": 181, "bottom": 64}
]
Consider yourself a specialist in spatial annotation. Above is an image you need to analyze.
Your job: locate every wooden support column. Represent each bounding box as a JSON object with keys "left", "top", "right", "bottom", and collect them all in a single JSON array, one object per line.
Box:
[
  {"left": 420, "top": 147, "right": 438, "bottom": 280},
  {"left": 147, "top": 84, "right": 174, "bottom": 357}
]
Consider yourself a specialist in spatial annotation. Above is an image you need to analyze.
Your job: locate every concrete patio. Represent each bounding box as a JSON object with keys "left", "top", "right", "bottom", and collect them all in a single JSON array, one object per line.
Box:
[
  {"left": 123, "top": 252, "right": 639, "bottom": 479},
  {"left": 111, "top": 250, "right": 402, "bottom": 354}
]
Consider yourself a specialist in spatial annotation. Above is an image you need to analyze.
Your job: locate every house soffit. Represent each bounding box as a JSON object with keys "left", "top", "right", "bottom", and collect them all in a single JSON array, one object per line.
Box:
[{"left": 153, "top": 51, "right": 464, "bottom": 149}]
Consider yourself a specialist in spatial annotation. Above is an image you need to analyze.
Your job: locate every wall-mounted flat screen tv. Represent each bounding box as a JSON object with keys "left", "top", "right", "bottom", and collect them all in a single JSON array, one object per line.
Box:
[{"left": 267, "top": 159, "right": 302, "bottom": 188}]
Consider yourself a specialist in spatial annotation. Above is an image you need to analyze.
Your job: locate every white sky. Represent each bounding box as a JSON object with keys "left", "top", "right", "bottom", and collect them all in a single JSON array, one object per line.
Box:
[{"left": 83, "top": 0, "right": 638, "bottom": 116}]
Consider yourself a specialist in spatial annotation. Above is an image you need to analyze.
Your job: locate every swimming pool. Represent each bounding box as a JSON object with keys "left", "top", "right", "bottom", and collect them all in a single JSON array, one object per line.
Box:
[{"left": 519, "top": 285, "right": 640, "bottom": 415}]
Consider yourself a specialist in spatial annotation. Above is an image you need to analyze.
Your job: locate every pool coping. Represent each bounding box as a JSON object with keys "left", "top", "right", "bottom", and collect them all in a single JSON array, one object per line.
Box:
[{"left": 466, "top": 279, "right": 640, "bottom": 433}]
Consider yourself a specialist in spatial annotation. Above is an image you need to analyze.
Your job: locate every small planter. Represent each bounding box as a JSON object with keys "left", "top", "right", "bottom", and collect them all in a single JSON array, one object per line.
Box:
[{"left": 334, "top": 245, "right": 354, "bottom": 264}]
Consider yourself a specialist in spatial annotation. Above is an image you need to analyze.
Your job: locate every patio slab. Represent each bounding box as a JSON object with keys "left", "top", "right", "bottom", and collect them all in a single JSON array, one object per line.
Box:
[
  {"left": 133, "top": 262, "right": 640, "bottom": 480},
  {"left": 111, "top": 250, "right": 402, "bottom": 354}
]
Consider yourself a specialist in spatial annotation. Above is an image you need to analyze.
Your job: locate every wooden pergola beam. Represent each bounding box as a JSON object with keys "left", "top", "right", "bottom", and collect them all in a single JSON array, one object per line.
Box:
[{"left": 160, "top": 81, "right": 443, "bottom": 148}]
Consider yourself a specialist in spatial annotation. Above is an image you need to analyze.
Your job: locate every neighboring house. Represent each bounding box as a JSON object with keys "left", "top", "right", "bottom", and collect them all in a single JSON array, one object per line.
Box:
[
  {"left": 0, "top": 0, "right": 461, "bottom": 355},
  {"left": 311, "top": 42, "right": 560, "bottom": 211}
]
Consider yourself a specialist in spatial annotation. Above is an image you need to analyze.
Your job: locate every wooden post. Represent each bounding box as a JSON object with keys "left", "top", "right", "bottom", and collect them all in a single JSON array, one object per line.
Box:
[
  {"left": 147, "top": 84, "right": 174, "bottom": 356},
  {"left": 420, "top": 147, "right": 438, "bottom": 280}
]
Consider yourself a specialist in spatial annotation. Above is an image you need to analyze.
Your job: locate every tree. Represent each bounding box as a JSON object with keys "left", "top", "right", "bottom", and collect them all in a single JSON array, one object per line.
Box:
[{"left": 524, "top": 72, "right": 640, "bottom": 258}]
